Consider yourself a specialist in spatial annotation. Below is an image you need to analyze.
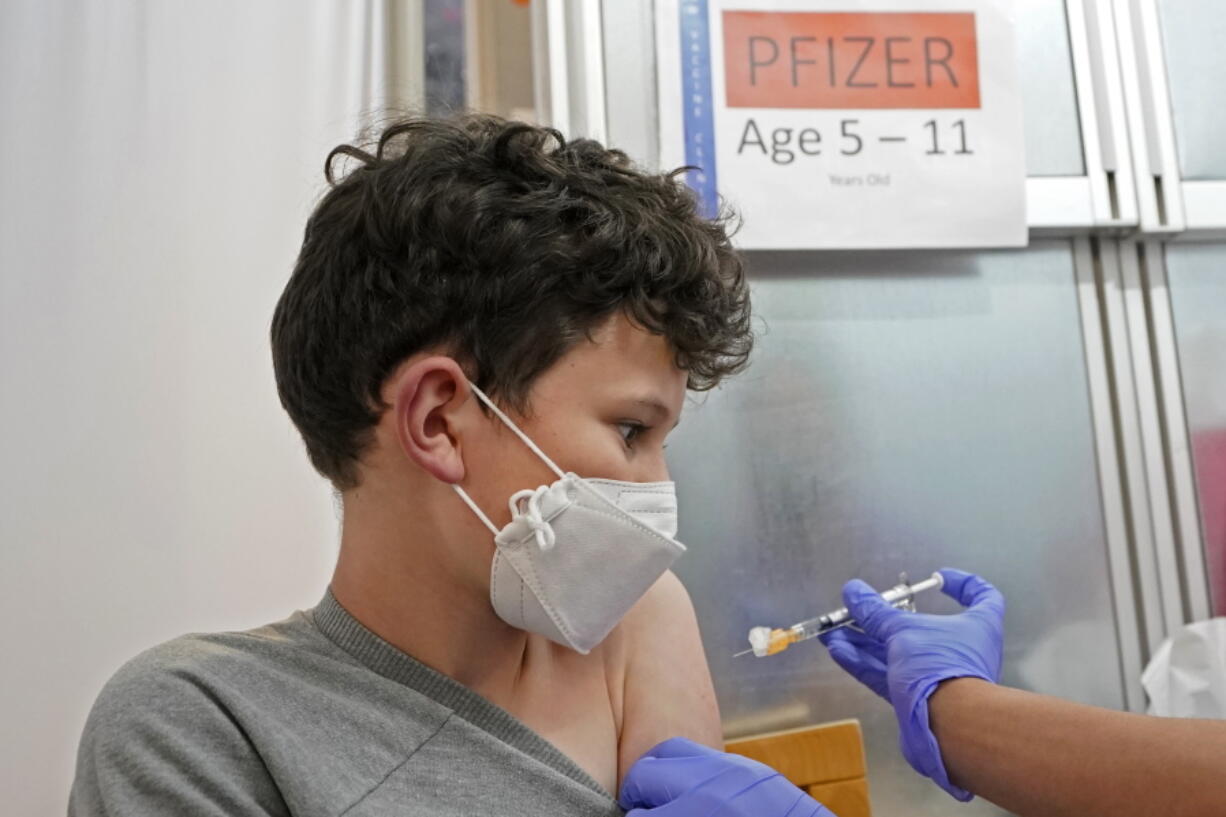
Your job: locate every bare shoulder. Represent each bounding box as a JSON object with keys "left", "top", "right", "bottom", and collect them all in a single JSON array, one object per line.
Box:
[
  {"left": 614, "top": 571, "right": 723, "bottom": 784},
  {"left": 620, "top": 570, "right": 710, "bottom": 654}
]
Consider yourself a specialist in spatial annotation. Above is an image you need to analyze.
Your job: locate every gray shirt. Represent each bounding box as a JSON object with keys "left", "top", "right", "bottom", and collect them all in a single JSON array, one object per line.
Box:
[{"left": 68, "top": 591, "right": 623, "bottom": 816}]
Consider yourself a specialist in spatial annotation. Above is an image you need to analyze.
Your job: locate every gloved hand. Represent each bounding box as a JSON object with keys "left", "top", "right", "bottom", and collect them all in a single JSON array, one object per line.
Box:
[
  {"left": 619, "top": 737, "right": 838, "bottom": 817},
  {"left": 819, "top": 568, "right": 1004, "bottom": 802}
]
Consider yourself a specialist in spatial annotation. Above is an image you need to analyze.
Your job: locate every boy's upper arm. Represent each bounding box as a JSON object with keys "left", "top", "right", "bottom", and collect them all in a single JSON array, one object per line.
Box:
[
  {"left": 69, "top": 650, "right": 286, "bottom": 817},
  {"left": 616, "top": 571, "right": 723, "bottom": 783}
]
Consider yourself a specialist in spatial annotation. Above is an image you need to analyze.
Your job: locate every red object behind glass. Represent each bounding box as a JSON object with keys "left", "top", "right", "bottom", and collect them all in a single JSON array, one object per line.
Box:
[{"left": 1191, "top": 428, "right": 1226, "bottom": 616}]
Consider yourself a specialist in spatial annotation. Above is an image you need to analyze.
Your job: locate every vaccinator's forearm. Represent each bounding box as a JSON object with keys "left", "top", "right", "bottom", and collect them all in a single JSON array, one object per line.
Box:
[{"left": 929, "top": 678, "right": 1226, "bottom": 817}]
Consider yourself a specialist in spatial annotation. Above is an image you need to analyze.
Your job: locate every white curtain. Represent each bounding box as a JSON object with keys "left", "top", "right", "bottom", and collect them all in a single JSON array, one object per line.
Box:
[{"left": 0, "top": 3, "right": 418, "bottom": 813}]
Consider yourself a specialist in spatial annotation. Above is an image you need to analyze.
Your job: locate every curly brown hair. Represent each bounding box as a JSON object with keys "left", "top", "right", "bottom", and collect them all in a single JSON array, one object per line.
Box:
[{"left": 271, "top": 113, "right": 752, "bottom": 489}]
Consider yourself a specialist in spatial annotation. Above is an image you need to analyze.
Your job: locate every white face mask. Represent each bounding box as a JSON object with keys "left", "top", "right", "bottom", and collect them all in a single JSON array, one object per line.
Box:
[{"left": 452, "top": 383, "right": 686, "bottom": 654}]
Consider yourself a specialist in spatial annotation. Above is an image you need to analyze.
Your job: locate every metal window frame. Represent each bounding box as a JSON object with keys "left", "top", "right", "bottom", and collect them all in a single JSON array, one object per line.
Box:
[
  {"left": 1060, "top": 0, "right": 1139, "bottom": 230},
  {"left": 1075, "top": 237, "right": 1154, "bottom": 711},
  {"left": 531, "top": 0, "right": 608, "bottom": 142},
  {"left": 1114, "top": 241, "right": 1190, "bottom": 640},
  {"left": 1110, "top": 0, "right": 1186, "bottom": 233},
  {"left": 1110, "top": 0, "right": 1226, "bottom": 234},
  {"left": 1072, "top": 236, "right": 1216, "bottom": 708},
  {"left": 1134, "top": 242, "right": 1213, "bottom": 620},
  {"left": 601, "top": 0, "right": 659, "bottom": 169}
]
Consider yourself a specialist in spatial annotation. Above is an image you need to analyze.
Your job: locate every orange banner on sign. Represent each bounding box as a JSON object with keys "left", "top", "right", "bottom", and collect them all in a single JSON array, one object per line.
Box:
[{"left": 723, "top": 11, "right": 980, "bottom": 109}]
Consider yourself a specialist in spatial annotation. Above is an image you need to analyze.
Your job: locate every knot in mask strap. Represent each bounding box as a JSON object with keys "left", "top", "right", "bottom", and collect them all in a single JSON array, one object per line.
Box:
[{"left": 509, "top": 486, "right": 557, "bottom": 551}]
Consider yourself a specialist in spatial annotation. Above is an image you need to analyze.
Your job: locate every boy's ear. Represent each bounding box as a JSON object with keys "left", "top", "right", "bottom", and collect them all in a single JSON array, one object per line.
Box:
[{"left": 390, "top": 356, "right": 472, "bottom": 484}]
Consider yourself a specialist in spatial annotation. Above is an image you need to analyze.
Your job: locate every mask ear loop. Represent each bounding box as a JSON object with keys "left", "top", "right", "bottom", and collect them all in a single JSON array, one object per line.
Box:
[
  {"left": 466, "top": 383, "right": 566, "bottom": 479},
  {"left": 450, "top": 380, "right": 567, "bottom": 536},
  {"left": 453, "top": 484, "right": 500, "bottom": 536}
]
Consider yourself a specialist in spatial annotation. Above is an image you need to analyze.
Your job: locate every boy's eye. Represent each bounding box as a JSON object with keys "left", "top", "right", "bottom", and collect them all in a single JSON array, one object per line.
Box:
[{"left": 617, "top": 422, "right": 648, "bottom": 447}]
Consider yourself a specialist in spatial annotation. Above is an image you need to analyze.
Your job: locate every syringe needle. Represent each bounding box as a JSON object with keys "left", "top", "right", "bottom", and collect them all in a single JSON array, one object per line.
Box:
[{"left": 732, "top": 647, "right": 754, "bottom": 658}]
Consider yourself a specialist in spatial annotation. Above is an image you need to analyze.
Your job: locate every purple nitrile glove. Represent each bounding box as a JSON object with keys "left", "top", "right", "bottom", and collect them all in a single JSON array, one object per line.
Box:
[
  {"left": 619, "top": 737, "right": 838, "bottom": 817},
  {"left": 819, "top": 568, "right": 1004, "bottom": 801}
]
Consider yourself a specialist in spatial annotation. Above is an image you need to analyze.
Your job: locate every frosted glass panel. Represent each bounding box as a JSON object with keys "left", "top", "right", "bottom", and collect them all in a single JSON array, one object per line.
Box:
[
  {"left": 1165, "top": 244, "right": 1226, "bottom": 614},
  {"left": 1016, "top": 0, "right": 1085, "bottom": 176},
  {"left": 1158, "top": 0, "right": 1226, "bottom": 179},
  {"left": 669, "top": 241, "right": 1124, "bottom": 817}
]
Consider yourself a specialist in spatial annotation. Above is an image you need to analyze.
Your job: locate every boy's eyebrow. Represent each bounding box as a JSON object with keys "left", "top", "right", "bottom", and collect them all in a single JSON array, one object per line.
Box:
[{"left": 634, "top": 398, "right": 682, "bottom": 429}]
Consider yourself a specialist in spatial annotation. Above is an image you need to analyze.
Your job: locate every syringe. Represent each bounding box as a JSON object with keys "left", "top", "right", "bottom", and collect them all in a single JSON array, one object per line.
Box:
[{"left": 734, "top": 572, "right": 945, "bottom": 658}]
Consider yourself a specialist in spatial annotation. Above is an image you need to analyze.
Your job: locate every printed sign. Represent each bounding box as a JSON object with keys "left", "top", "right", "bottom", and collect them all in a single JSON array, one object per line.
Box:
[{"left": 657, "top": 0, "right": 1026, "bottom": 249}]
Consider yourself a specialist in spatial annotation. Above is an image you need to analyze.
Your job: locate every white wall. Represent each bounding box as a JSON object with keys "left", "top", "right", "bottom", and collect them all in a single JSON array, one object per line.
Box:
[{"left": 0, "top": 3, "right": 408, "bottom": 813}]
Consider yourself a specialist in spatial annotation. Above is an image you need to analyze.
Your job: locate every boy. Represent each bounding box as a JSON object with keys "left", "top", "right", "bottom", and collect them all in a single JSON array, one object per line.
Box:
[{"left": 69, "top": 114, "right": 753, "bottom": 816}]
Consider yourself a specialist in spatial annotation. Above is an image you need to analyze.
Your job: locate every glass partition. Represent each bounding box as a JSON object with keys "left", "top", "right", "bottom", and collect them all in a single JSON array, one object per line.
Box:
[
  {"left": 1158, "top": 0, "right": 1226, "bottom": 179},
  {"left": 668, "top": 241, "right": 1126, "bottom": 816},
  {"left": 1017, "top": 0, "right": 1085, "bottom": 176}
]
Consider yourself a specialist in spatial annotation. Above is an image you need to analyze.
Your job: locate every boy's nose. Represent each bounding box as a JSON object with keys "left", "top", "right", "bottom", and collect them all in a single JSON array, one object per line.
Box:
[{"left": 641, "top": 452, "right": 671, "bottom": 484}]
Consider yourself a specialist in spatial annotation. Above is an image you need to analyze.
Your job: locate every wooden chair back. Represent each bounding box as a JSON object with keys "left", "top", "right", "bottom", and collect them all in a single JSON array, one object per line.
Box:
[{"left": 725, "top": 719, "right": 872, "bottom": 817}]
